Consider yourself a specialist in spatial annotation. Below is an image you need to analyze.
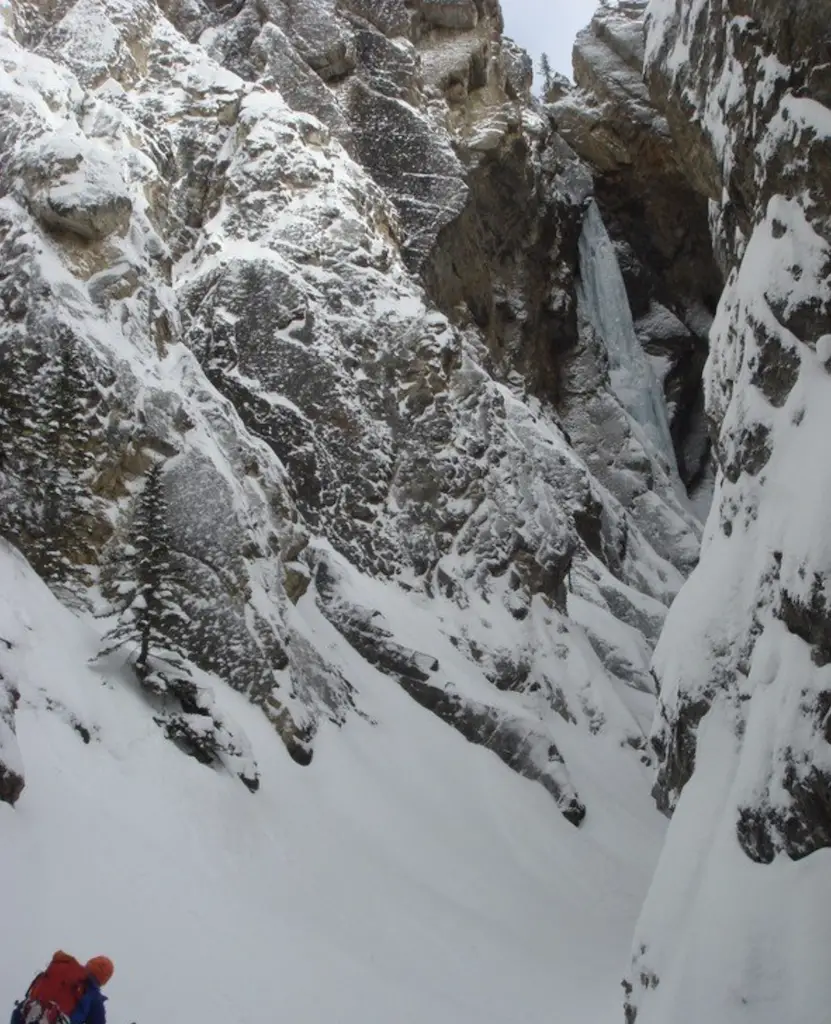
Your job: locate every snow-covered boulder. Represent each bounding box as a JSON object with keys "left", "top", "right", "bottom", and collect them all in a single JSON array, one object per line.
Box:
[{"left": 14, "top": 131, "right": 132, "bottom": 241}]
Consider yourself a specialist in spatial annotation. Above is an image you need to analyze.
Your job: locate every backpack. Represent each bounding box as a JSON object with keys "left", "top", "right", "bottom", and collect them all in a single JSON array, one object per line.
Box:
[{"left": 20, "top": 953, "right": 89, "bottom": 1024}]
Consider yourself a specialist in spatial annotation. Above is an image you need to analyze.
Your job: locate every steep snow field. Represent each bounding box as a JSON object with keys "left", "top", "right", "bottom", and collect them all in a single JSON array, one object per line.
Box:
[
  {"left": 632, "top": 705, "right": 831, "bottom": 1024},
  {"left": 0, "top": 543, "right": 665, "bottom": 1024}
]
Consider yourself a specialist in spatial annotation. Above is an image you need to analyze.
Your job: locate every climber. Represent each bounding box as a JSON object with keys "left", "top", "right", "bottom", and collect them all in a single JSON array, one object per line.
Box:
[{"left": 10, "top": 952, "right": 114, "bottom": 1024}]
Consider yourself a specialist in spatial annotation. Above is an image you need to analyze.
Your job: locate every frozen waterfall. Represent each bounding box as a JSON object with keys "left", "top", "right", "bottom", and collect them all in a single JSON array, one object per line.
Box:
[{"left": 577, "top": 201, "right": 676, "bottom": 468}]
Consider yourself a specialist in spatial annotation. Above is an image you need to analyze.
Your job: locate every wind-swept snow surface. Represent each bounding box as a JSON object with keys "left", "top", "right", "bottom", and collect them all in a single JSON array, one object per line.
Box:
[{"left": 0, "top": 544, "right": 665, "bottom": 1024}]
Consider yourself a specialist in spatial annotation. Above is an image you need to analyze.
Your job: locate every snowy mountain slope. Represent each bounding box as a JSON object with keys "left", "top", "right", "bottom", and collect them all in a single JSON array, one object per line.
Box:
[
  {"left": 10, "top": 0, "right": 814, "bottom": 1020},
  {"left": 623, "top": 1, "right": 831, "bottom": 1021},
  {"left": 0, "top": 0, "right": 703, "bottom": 832},
  {"left": 0, "top": 541, "right": 668, "bottom": 1024}
]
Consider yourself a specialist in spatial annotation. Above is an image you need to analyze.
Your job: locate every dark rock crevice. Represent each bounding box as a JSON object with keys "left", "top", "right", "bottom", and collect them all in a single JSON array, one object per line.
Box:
[
  {"left": 649, "top": 694, "right": 711, "bottom": 816},
  {"left": 737, "top": 763, "right": 831, "bottom": 864},
  {"left": 0, "top": 668, "right": 24, "bottom": 806},
  {"left": 778, "top": 577, "right": 831, "bottom": 668}
]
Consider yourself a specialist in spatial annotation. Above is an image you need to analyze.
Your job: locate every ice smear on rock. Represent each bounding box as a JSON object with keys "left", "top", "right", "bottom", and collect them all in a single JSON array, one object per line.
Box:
[{"left": 578, "top": 200, "right": 675, "bottom": 470}]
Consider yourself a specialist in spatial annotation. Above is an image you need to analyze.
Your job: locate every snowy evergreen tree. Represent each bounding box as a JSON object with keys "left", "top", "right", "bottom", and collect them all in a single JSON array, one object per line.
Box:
[
  {"left": 42, "top": 334, "right": 95, "bottom": 478},
  {"left": 98, "top": 461, "right": 192, "bottom": 688},
  {"left": 539, "top": 53, "right": 553, "bottom": 96},
  {"left": 0, "top": 343, "right": 27, "bottom": 473},
  {"left": 35, "top": 333, "right": 97, "bottom": 589},
  {"left": 0, "top": 329, "right": 100, "bottom": 596},
  {"left": 0, "top": 336, "right": 44, "bottom": 547}
]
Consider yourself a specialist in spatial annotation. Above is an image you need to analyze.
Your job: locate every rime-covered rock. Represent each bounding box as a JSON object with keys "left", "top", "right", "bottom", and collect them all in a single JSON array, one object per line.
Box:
[
  {"left": 270, "top": 0, "right": 357, "bottom": 80},
  {"left": 336, "top": 0, "right": 415, "bottom": 40},
  {"left": 347, "top": 17, "right": 420, "bottom": 104},
  {"left": 345, "top": 77, "right": 469, "bottom": 269}
]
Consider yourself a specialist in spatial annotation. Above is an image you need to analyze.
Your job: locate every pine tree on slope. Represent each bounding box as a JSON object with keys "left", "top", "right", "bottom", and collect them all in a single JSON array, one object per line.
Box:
[
  {"left": 35, "top": 335, "right": 97, "bottom": 590},
  {"left": 0, "top": 336, "right": 41, "bottom": 543},
  {"left": 98, "top": 461, "right": 191, "bottom": 689}
]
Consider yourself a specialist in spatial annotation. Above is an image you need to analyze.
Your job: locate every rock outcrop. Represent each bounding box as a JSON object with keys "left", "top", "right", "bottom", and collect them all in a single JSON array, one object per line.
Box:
[
  {"left": 625, "top": 1, "right": 831, "bottom": 1020},
  {"left": 0, "top": 664, "right": 24, "bottom": 806}
]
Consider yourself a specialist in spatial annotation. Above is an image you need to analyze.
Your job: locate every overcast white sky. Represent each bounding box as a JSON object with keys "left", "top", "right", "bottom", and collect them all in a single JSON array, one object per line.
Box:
[{"left": 500, "top": 0, "right": 600, "bottom": 82}]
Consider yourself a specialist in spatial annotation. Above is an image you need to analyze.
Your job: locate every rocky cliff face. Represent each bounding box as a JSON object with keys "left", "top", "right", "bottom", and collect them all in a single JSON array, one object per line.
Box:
[
  {"left": 5, "top": 0, "right": 828, "bottom": 1020},
  {"left": 0, "top": 0, "right": 703, "bottom": 818},
  {"left": 551, "top": 2, "right": 722, "bottom": 494},
  {"left": 625, "top": 1, "right": 831, "bottom": 1021}
]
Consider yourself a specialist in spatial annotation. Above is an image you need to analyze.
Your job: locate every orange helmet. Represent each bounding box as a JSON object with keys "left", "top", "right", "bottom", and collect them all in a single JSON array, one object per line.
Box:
[{"left": 86, "top": 957, "right": 114, "bottom": 986}]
